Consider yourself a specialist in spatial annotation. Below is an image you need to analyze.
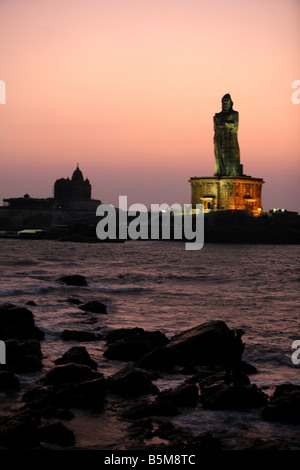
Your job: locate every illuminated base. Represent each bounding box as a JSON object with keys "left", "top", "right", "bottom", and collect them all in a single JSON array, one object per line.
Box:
[{"left": 189, "top": 175, "right": 264, "bottom": 217}]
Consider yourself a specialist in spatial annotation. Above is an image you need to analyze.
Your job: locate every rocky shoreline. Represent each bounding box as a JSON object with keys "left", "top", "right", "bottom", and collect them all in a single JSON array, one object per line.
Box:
[{"left": 0, "top": 279, "right": 299, "bottom": 451}]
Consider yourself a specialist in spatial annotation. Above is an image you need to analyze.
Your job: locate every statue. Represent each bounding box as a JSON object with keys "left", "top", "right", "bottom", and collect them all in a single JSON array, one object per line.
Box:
[{"left": 213, "top": 94, "right": 243, "bottom": 176}]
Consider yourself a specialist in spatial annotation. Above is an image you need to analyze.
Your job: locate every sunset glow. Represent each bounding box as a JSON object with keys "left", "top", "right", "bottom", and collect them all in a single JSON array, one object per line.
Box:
[{"left": 1, "top": 0, "right": 299, "bottom": 211}]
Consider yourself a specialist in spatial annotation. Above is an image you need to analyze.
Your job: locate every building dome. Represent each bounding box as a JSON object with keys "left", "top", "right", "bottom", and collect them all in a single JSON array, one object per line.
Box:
[
  {"left": 54, "top": 165, "right": 91, "bottom": 202},
  {"left": 72, "top": 164, "right": 84, "bottom": 184}
]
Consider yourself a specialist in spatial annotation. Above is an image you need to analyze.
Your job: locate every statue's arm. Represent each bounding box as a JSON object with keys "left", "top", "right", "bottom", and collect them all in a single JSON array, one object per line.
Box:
[
  {"left": 214, "top": 114, "right": 222, "bottom": 132},
  {"left": 224, "top": 111, "right": 239, "bottom": 131}
]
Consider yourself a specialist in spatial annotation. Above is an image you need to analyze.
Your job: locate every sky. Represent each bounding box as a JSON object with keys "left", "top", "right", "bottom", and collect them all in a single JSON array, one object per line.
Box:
[{"left": 1, "top": 0, "right": 299, "bottom": 212}]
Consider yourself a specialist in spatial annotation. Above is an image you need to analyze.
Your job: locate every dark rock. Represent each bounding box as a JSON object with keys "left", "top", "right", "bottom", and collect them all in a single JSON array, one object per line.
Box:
[
  {"left": 156, "top": 383, "right": 199, "bottom": 407},
  {"left": 126, "top": 418, "right": 154, "bottom": 440},
  {"left": 139, "top": 347, "right": 179, "bottom": 371},
  {"left": 0, "top": 411, "right": 40, "bottom": 449},
  {"left": 26, "top": 301, "right": 37, "bottom": 306},
  {"left": 80, "top": 317, "right": 99, "bottom": 326},
  {"left": 23, "top": 385, "right": 56, "bottom": 411},
  {"left": 22, "top": 386, "right": 74, "bottom": 419},
  {"left": 0, "top": 304, "right": 34, "bottom": 328},
  {"left": 38, "top": 421, "right": 75, "bottom": 447},
  {"left": 167, "top": 320, "right": 230, "bottom": 365},
  {"left": 104, "top": 341, "right": 152, "bottom": 362},
  {"left": 55, "top": 377, "right": 107, "bottom": 408},
  {"left": 0, "top": 370, "right": 20, "bottom": 390},
  {"left": 127, "top": 419, "right": 221, "bottom": 451},
  {"left": 184, "top": 369, "right": 214, "bottom": 384},
  {"left": 105, "top": 327, "right": 144, "bottom": 343},
  {"left": 200, "top": 380, "right": 268, "bottom": 409},
  {"left": 107, "top": 366, "right": 159, "bottom": 397},
  {"left": 67, "top": 298, "right": 82, "bottom": 305},
  {"left": 41, "top": 363, "right": 106, "bottom": 409},
  {"left": 224, "top": 437, "right": 290, "bottom": 451},
  {"left": 26, "top": 367, "right": 106, "bottom": 410},
  {"left": 178, "top": 365, "right": 199, "bottom": 375},
  {"left": 273, "top": 382, "right": 300, "bottom": 400},
  {"left": 154, "top": 424, "right": 221, "bottom": 452},
  {"left": 61, "top": 330, "right": 101, "bottom": 342},
  {"left": 261, "top": 383, "right": 300, "bottom": 423},
  {"left": 0, "top": 325, "right": 44, "bottom": 341},
  {"left": 42, "top": 363, "right": 101, "bottom": 386},
  {"left": 0, "top": 304, "right": 44, "bottom": 341},
  {"left": 5, "top": 339, "right": 43, "bottom": 372},
  {"left": 123, "top": 400, "right": 179, "bottom": 419},
  {"left": 241, "top": 361, "right": 257, "bottom": 375},
  {"left": 58, "top": 275, "right": 88, "bottom": 286},
  {"left": 104, "top": 329, "right": 169, "bottom": 362},
  {"left": 79, "top": 301, "right": 107, "bottom": 314},
  {"left": 54, "top": 346, "right": 98, "bottom": 369},
  {"left": 198, "top": 370, "right": 251, "bottom": 388},
  {"left": 55, "top": 409, "right": 75, "bottom": 420}
]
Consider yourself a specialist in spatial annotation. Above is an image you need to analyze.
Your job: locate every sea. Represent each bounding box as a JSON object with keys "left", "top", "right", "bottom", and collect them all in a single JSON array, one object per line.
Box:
[{"left": 0, "top": 238, "right": 299, "bottom": 450}]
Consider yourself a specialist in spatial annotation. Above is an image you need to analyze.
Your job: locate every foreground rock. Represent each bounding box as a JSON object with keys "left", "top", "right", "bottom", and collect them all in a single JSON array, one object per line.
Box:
[
  {"left": 167, "top": 320, "right": 230, "bottom": 365},
  {"left": 0, "top": 370, "right": 20, "bottom": 390},
  {"left": 104, "top": 328, "right": 169, "bottom": 362},
  {"left": 0, "top": 409, "right": 75, "bottom": 449},
  {"left": 127, "top": 419, "right": 221, "bottom": 451},
  {"left": 42, "top": 363, "right": 101, "bottom": 386},
  {"left": 22, "top": 368, "right": 106, "bottom": 412},
  {"left": 22, "top": 385, "right": 74, "bottom": 419},
  {"left": 138, "top": 347, "right": 179, "bottom": 372},
  {"left": 123, "top": 400, "right": 179, "bottom": 419},
  {"left": 61, "top": 330, "right": 102, "bottom": 342},
  {"left": 222, "top": 437, "right": 290, "bottom": 451},
  {"left": 58, "top": 275, "right": 88, "bottom": 286},
  {"left": 79, "top": 301, "right": 107, "bottom": 314},
  {"left": 261, "top": 383, "right": 300, "bottom": 423},
  {"left": 0, "top": 410, "right": 40, "bottom": 449},
  {"left": 198, "top": 370, "right": 251, "bottom": 388},
  {"left": 4, "top": 339, "right": 43, "bottom": 372},
  {"left": 0, "top": 304, "right": 44, "bottom": 341},
  {"left": 200, "top": 379, "right": 268, "bottom": 410},
  {"left": 54, "top": 346, "right": 98, "bottom": 369},
  {"left": 40, "top": 363, "right": 106, "bottom": 409},
  {"left": 156, "top": 383, "right": 199, "bottom": 407},
  {"left": 0, "top": 304, "right": 44, "bottom": 373},
  {"left": 38, "top": 421, "right": 75, "bottom": 447},
  {"left": 107, "top": 366, "right": 159, "bottom": 397}
]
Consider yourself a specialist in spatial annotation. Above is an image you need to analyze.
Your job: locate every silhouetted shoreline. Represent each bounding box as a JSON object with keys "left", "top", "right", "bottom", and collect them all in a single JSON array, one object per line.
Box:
[{"left": 0, "top": 209, "right": 299, "bottom": 244}]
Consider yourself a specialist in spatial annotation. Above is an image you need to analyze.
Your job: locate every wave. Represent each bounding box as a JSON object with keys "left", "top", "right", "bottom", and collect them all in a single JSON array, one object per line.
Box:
[
  {"left": 245, "top": 345, "right": 294, "bottom": 367},
  {"left": 8, "top": 260, "right": 38, "bottom": 266},
  {"left": 0, "top": 285, "right": 56, "bottom": 297},
  {"left": 90, "top": 284, "right": 147, "bottom": 294},
  {"left": 115, "top": 272, "right": 231, "bottom": 285}
]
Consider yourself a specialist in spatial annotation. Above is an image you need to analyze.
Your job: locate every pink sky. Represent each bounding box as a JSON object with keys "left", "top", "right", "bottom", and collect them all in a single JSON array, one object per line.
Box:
[{"left": 1, "top": 0, "right": 299, "bottom": 212}]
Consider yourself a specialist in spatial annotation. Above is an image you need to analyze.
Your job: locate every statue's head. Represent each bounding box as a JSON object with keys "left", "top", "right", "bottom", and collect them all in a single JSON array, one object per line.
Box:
[{"left": 221, "top": 94, "right": 233, "bottom": 112}]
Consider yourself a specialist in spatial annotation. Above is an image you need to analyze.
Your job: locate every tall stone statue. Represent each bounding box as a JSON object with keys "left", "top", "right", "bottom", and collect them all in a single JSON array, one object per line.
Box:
[{"left": 213, "top": 94, "right": 243, "bottom": 176}]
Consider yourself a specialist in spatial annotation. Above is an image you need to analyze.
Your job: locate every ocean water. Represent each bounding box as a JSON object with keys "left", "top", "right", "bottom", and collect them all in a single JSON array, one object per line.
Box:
[{"left": 0, "top": 238, "right": 299, "bottom": 449}]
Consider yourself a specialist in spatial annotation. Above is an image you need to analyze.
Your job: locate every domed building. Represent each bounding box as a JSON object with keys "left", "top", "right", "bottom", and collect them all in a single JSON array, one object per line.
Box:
[{"left": 54, "top": 164, "right": 91, "bottom": 202}]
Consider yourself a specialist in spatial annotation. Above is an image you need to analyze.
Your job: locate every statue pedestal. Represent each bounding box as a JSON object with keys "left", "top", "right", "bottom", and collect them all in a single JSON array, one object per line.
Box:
[{"left": 189, "top": 175, "right": 264, "bottom": 217}]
